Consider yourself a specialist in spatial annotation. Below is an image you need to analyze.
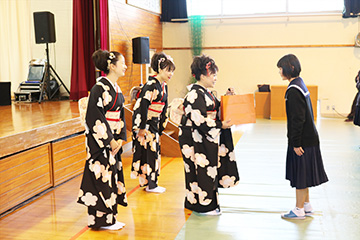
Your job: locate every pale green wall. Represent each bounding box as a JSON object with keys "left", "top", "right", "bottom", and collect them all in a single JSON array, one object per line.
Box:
[{"left": 163, "top": 15, "right": 360, "bottom": 117}]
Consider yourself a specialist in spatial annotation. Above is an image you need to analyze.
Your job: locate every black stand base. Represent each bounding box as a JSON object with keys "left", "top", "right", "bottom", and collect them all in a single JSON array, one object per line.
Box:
[{"left": 39, "top": 43, "right": 70, "bottom": 103}]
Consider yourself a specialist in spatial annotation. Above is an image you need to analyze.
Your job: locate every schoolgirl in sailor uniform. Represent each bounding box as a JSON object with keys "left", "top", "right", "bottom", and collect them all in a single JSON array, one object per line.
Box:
[{"left": 277, "top": 54, "right": 328, "bottom": 220}]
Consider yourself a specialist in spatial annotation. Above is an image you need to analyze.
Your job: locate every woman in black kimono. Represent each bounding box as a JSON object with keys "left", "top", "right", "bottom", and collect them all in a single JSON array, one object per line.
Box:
[
  {"left": 77, "top": 50, "right": 128, "bottom": 230},
  {"left": 178, "top": 55, "right": 240, "bottom": 216},
  {"left": 131, "top": 52, "right": 175, "bottom": 193},
  {"left": 277, "top": 54, "right": 328, "bottom": 220},
  {"left": 353, "top": 70, "right": 360, "bottom": 126}
]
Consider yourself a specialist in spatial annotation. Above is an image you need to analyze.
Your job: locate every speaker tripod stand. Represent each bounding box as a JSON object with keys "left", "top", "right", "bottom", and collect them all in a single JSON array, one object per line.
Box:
[{"left": 38, "top": 43, "right": 70, "bottom": 103}]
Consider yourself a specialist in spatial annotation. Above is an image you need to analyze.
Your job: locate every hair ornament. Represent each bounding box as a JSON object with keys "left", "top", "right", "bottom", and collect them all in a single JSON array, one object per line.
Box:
[
  {"left": 109, "top": 52, "right": 115, "bottom": 59},
  {"left": 158, "top": 57, "right": 166, "bottom": 70},
  {"left": 166, "top": 55, "right": 174, "bottom": 63},
  {"left": 107, "top": 52, "right": 116, "bottom": 70},
  {"left": 205, "top": 62, "right": 211, "bottom": 76}
]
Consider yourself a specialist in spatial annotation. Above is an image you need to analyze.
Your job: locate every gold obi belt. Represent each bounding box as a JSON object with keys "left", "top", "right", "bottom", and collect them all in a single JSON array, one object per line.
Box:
[{"left": 147, "top": 101, "right": 165, "bottom": 120}]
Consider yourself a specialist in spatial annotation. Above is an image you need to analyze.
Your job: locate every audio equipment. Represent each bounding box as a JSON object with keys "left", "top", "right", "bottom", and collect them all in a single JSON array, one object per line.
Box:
[
  {"left": 33, "top": 11, "right": 56, "bottom": 44},
  {"left": 0, "top": 82, "right": 11, "bottom": 105},
  {"left": 32, "top": 11, "right": 69, "bottom": 103},
  {"left": 132, "top": 37, "right": 150, "bottom": 64}
]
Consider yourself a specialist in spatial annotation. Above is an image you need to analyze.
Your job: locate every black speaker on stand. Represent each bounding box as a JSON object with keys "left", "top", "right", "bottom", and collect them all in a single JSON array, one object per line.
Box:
[
  {"left": 132, "top": 37, "right": 150, "bottom": 85},
  {"left": 33, "top": 11, "right": 70, "bottom": 103}
]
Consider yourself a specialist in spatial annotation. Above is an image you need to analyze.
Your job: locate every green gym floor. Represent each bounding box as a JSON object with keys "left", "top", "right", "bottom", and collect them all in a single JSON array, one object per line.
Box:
[{"left": 176, "top": 118, "right": 360, "bottom": 240}]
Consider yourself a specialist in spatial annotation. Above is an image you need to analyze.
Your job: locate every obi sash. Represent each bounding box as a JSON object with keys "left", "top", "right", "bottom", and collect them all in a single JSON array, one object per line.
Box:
[
  {"left": 183, "top": 109, "right": 218, "bottom": 127},
  {"left": 105, "top": 85, "right": 124, "bottom": 133},
  {"left": 147, "top": 101, "right": 166, "bottom": 119}
]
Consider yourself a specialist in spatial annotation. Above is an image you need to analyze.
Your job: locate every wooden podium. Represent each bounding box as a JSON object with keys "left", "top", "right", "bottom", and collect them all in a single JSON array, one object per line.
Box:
[
  {"left": 255, "top": 92, "right": 271, "bottom": 119},
  {"left": 270, "top": 85, "right": 317, "bottom": 120}
]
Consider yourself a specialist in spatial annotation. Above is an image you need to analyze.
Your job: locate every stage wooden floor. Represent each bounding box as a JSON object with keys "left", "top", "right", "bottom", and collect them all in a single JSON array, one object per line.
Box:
[
  {"left": 0, "top": 102, "right": 359, "bottom": 240},
  {"left": 0, "top": 100, "right": 83, "bottom": 158}
]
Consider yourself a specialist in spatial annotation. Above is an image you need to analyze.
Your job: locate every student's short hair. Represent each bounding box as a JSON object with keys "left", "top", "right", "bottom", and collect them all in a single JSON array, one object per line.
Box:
[
  {"left": 277, "top": 54, "right": 301, "bottom": 79},
  {"left": 191, "top": 54, "right": 218, "bottom": 81}
]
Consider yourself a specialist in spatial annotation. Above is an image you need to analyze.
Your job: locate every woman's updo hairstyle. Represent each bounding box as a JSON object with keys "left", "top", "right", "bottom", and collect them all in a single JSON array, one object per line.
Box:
[
  {"left": 92, "top": 49, "right": 121, "bottom": 75},
  {"left": 191, "top": 54, "right": 218, "bottom": 81},
  {"left": 150, "top": 52, "right": 175, "bottom": 73}
]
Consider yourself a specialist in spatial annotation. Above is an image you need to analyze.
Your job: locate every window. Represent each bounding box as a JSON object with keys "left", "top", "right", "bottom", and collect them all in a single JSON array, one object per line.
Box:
[{"left": 186, "top": 0, "right": 343, "bottom": 17}]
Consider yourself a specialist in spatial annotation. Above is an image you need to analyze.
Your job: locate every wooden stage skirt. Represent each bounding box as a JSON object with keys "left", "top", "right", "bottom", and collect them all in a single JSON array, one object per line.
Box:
[{"left": 0, "top": 100, "right": 86, "bottom": 215}]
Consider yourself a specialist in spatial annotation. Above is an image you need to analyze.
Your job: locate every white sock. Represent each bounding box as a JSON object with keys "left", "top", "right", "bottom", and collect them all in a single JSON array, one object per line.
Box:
[
  {"left": 117, "top": 221, "right": 126, "bottom": 227},
  {"left": 146, "top": 186, "right": 166, "bottom": 193},
  {"left": 100, "top": 221, "right": 125, "bottom": 230},
  {"left": 304, "top": 202, "right": 313, "bottom": 212},
  {"left": 293, "top": 207, "right": 305, "bottom": 216}
]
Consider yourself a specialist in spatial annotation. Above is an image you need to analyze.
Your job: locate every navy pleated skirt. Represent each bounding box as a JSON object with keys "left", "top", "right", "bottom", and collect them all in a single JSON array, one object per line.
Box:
[
  {"left": 286, "top": 145, "right": 328, "bottom": 189},
  {"left": 354, "top": 106, "right": 360, "bottom": 126}
]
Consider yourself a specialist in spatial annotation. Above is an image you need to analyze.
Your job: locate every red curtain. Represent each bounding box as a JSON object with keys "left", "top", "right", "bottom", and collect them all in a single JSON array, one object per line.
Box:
[
  {"left": 70, "top": 0, "right": 95, "bottom": 100},
  {"left": 99, "top": 0, "right": 109, "bottom": 50},
  {"left": 99, "top": 0, "right": 109, "bottom": 77}
]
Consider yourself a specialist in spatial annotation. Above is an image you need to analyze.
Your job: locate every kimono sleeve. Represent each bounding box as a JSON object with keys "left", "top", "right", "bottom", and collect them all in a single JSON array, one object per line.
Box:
[
  {"left": 184, "top": 89, "right": 222, "bottom": 139},
  {"left": 118, "top": 105, "right": 127, "bottom": 141},
  {"left": 85, "top": 84, "right": 114, "bottom": 148},
  {"left": 132, "top": 81, "right": 156, "bottom": 130},
  {"left": 159, "top": 97, "right": 169, "bottom": 135}
]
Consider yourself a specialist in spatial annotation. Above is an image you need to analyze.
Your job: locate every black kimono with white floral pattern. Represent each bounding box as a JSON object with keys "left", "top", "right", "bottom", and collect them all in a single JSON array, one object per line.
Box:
[
  {"left": 179, "top": 84, "right": 240, "bottom": 213},
  {"left": 77, "top": 77, "right": 127, "bottom": 228},
  {"left": 131, "top": 76, "right": 168, "bottom": 188}
]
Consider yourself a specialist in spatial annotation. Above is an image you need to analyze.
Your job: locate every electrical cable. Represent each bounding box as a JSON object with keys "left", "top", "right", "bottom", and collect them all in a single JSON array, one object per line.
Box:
[{"left": 333, "top": 108, "right": 347, "bottom": 118}]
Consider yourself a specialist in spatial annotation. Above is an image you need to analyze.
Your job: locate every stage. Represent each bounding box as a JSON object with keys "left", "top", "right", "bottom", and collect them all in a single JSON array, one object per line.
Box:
[
  {"left": 0, "top": 99, "right": 181, "bottom": 215},
  {"left": 0, "top": 100, "right": 86, "bottom": 214},
  {"left": 0, "top": 100, "right": 84, "bottom": 158}
]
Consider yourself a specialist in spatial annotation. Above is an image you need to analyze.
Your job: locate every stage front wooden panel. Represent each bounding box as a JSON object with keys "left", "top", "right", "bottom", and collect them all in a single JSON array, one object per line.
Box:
[
  {"left": 52, "top": 134, "right": 87, "bottom": 186},
  {"left": 270, "top": 85, "right": 318, "bottom": 120},
  {"left": 0, "top": 144, "right": 52, "bottom": 214}
]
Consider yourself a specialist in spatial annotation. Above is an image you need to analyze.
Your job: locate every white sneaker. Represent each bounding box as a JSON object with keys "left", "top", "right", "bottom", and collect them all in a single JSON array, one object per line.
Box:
[
  {"left": 145, "top": 186, "right": 166, "bottom": 193},
  {"left": 100, "top": 221, "right": 125, "bottom": 230},
  {"left": 281, "top": 209, "right": 305, "bottom": 220}
]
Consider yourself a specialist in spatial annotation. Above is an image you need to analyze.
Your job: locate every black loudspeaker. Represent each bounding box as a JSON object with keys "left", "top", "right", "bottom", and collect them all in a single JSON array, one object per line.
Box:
[
  {"left": 33, "top": 11, "right": 56, "bottom": 44},
  {"left": 132, "top": 37, "right": 150, "bottom": 64},
  {"left": 0, "top": 82, "right": 11, "bottom": 105}
]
